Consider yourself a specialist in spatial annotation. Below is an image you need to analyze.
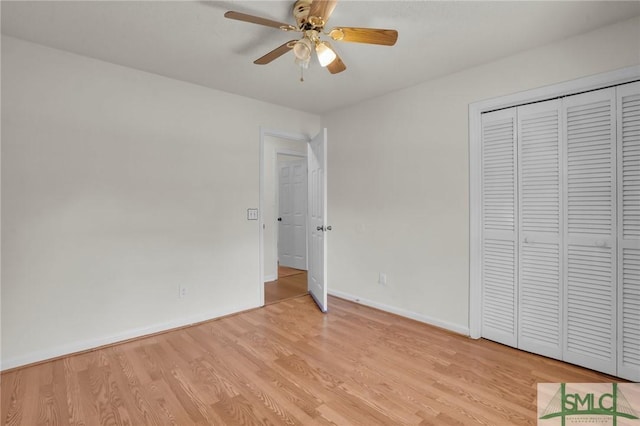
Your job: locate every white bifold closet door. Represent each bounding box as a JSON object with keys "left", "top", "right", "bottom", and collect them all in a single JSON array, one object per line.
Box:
[
  {"left": 480, "top": 108, "right": 518, "bottom": 347},
  {"left": 562, "top": 88, "right": 617, "bottom": 376},
  {"left": 517, "top": 100, "right": 563, "bottom": 360},
  {"left": 617, "top": 81, "right": 640, "bottom": 381},
  {"left": 480, "top": 82, "right": 640, "bottom": 380}
]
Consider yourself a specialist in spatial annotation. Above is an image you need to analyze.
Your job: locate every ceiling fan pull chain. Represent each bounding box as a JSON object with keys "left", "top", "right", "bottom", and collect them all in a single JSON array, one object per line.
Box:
[{"left": 300, "top": 66, "right": 304, "bottom": 82}]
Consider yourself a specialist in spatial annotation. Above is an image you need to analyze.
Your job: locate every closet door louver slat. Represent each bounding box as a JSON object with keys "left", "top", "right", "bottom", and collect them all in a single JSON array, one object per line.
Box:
[
  {"left": 563, "top": 88, "right": 617, "bottom": 376},
  {"left": 617, "top": 81, "right": 640, "bottom": 381},
  {"left": 481, "top": 109, "right": 518, "bottom": 347},
  {"left": 517, "top": 100, "right": 562, "bottom": 359}
]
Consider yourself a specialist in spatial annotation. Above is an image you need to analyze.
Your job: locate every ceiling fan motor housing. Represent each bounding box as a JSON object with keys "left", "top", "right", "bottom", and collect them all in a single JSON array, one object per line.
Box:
[{"left": 293, "top": 0, "right": 313, "bottom": 29}]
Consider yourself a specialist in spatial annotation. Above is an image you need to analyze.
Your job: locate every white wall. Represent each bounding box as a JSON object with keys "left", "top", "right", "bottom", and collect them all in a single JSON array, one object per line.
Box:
[
  {"left": 3, "top": 15, "right": 639, "bottom": 370},
  {"left": 0, "top": 36, "right": 320, "bottom": 369},
  {"left": 324, "top": 16, "right": 640, "bottom": 334},
  {"left": 262, "top": 136, "right": 307, "bottom": 280}
]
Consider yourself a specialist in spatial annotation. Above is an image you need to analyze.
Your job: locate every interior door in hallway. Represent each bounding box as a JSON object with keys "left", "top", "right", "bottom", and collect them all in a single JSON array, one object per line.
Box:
[
  {"left": 308, "top": 129, "right": 328, "bottom": 312},
  {"left": 278, "top": 158, "right": 307, "bottom": 270}
]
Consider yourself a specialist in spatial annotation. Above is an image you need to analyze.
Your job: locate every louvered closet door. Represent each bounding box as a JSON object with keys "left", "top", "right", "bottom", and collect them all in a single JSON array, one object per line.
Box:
[
  {"left": 517, "top": 100, "right": 563, "bottom": 360},
  {"left": 563, "top": 88, "right": 617, "bottom": 376},
  {"left": 481, "top": 108, "right": 518, "bottom": 347},
  {"left": 617, "top": 81, "right": 640, "bottom": 381}
]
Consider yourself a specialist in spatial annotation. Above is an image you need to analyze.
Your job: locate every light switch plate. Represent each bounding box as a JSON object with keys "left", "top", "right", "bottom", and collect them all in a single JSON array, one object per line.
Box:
[{"left": 247, "top": 208, "right": 259, "bottom": 220}]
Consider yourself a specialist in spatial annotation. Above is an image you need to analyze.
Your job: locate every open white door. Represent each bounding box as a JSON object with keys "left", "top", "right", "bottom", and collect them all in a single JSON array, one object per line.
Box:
[{"left": 308, "top": 128, "right": 328, "bottom": 312}]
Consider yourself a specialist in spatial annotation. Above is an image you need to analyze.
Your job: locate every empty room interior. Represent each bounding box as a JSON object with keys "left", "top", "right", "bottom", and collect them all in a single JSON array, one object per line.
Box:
[{"left": 2, "top": 1, "right": 640, "bottom": 425}]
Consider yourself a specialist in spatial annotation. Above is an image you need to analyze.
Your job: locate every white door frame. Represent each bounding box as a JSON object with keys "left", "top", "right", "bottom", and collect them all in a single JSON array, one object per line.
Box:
[
  {"left": 468, "top": 65, "right": 640, "bottom": 339},
  {"left": 259, "top": 127, "right": 311, "bottom": 306}
]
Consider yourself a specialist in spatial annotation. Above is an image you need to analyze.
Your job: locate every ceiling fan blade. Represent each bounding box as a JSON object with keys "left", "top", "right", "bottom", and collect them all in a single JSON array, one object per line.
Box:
[
  {"left": 254, "top": 41, "right": 296, "bottom": 65},
  {"left": 309, "top": 0, "right": 338, "bottom": 25},
  {"left": 326, "top": 54, "right": 346, "bottom": 74},
  {"left": 225, "top": 11, "right": 294, "bottom": 31},
  {"left": 329, "top": 27, "right": 398, "bottom": 46}
]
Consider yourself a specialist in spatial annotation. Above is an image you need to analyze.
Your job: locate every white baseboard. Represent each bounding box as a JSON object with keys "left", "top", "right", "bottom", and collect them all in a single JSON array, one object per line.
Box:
[
  {"left": 328, "top": 290, "right": 469, "bottom": 336},
  {"left": 3, "top": 294, "right": 470, "bottom": 371},
  {"left": 264, "top": 274, "right": 276, "bottom": 282},
  {"left": 1, "top": 302, "right": 259, "bottom": 371}
]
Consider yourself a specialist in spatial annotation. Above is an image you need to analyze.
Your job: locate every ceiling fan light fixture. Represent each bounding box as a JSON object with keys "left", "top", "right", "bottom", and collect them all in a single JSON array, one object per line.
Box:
[
  {"left": 292, "top": 37, "right": 312, "bottom": 61},
  {"left": 315, "top": 41, "right": 336, "bottom": 67},
  {"left": 295, "top": 56, "right": 310, "bottom": 69}
]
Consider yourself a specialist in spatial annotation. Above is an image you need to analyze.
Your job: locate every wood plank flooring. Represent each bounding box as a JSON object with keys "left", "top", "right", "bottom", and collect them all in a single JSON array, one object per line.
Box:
[
  {"left": 264, "top": 267, "right": 307, "bottom": 305},
  {"left": 1, "top": 295, "right": 619, "bottom": 425},
  {"left": 276, "top": 266, "right": 305, "bottom": 279}
]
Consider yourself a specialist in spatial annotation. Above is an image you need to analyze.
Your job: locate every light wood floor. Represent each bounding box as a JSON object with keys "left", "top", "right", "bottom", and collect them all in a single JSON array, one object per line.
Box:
[
  {"left": 264, "top": 266, "right": 307, "bottom": 305},
  {"left": 1, "top": 295, "right": 618, "bottom": 425}
]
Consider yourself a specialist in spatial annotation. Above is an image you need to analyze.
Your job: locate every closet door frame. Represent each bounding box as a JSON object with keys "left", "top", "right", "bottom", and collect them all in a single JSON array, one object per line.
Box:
[{"left": 470, "top": 65, "right": 640, "bottom": 340}]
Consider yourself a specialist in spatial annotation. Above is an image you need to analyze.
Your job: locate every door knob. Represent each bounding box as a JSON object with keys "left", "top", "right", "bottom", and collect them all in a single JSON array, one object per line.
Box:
[
  {"left": 326, "top": 226, "right": 332, "bottom": 231},
  {"left": 317, "top": 226, "right": 324, "bottom": 231},
  {"left": 277, "top": 217, "right": 282, "bottom": 222}
]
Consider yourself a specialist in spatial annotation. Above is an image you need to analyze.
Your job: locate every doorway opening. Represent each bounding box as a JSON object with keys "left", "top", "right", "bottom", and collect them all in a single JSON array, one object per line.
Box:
[
  {"left": 259, "top": 127, "right": 328, "bottom": 311},
  {"left": 259, "top": 130, "right": 309, "bottom": 305},
  {"left": 266, "top": 150, "right": 308, "bottom": 304}
]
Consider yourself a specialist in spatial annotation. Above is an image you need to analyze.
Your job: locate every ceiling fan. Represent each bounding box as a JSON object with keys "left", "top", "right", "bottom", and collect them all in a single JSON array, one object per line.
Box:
[{"left": 224, "top": 0, "right": 398, "bottom": 78}]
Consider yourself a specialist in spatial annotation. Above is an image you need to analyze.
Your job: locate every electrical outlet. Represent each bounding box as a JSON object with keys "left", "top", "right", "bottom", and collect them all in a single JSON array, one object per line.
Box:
[
  {"left": 378, "top": 273, "right": 387, "bottom": 286},
  {"left": 179, "top": 285, "right": 187, "bottom": 298}
]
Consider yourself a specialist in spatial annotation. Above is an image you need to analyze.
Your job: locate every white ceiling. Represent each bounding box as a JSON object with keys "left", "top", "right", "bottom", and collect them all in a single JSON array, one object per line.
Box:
[{"left": 2, "top": 1, "right": 640, "bottom": 114}]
